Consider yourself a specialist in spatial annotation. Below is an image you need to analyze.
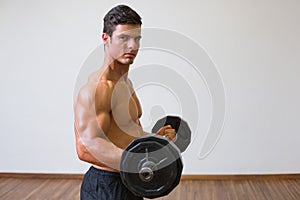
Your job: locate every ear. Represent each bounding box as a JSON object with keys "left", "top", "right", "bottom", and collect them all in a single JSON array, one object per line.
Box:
[{"left": 102, "top": 33, "right": 110, "bottom": 45}]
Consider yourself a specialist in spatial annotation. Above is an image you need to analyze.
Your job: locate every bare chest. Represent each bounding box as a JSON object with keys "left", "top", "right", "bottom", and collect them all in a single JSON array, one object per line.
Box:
[{"left": 111, "top": 82, "right": 142, "bottom": 126}]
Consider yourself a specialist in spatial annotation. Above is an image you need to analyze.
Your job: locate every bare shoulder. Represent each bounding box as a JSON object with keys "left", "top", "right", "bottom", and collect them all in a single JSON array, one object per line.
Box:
[
  {"left": 75, "top": 70, "right": 103, "bottom": 105},
  {"left": 75, "top": 82, "right": 95, "bottom": 107},
  {"left": 95, "top": 80, "right": 115, "bottom": 113}
]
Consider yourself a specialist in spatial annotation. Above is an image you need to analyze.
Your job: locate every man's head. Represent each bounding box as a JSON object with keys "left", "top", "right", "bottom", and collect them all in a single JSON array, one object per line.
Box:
[
  {"left": 102, "top": 5, "right": 142, "bottom": 65},
  {"left": 103, "top": 5, "right": 142, "bottom": 37}
]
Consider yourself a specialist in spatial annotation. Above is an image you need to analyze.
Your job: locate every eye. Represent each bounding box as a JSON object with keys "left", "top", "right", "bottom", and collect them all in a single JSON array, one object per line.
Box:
[
  {"left": 135, "top": 36, "right": 142, "bottom": 42},
  {"left": 119, "top": 35, "right": 128, "bottom": 41}
]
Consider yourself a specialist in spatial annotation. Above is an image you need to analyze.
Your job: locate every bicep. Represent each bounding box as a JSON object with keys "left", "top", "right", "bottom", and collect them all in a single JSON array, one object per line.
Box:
[
  {"left": 95, "top": 111, "right": 111, "bottom": 137},
  {"left": 94, "top": 81, "right": 113, "bottom": 138}
]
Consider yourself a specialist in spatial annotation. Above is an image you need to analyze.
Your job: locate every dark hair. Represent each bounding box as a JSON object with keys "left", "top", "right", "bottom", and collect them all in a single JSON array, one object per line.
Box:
[{"left": 103, "top": 5, "right": 142, "bottom": 37}]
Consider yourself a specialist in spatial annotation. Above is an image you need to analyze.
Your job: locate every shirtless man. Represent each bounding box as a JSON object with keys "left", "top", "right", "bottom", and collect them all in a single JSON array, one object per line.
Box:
[{"left": 74, "top": 5, "right": 175, "bottom": 199}]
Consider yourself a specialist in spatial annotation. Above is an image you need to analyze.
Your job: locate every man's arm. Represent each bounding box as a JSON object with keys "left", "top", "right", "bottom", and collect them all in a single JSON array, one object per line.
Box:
[
  {"left": 75, "top": 81, "right": 123, "bottom": 170},
  {"left": 74, "top": 122, "right": 122, "bottom": 170}
]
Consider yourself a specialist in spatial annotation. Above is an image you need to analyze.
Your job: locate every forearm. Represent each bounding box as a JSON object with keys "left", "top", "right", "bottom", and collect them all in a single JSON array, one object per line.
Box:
[{"left": 77, "top": 137, "right": 123, "bottom": 170}]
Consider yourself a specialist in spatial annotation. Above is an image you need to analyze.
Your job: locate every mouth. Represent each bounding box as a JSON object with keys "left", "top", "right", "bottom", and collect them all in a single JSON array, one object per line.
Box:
[{"left": 124, "top": 53, "right": 136, "bottom": 58}]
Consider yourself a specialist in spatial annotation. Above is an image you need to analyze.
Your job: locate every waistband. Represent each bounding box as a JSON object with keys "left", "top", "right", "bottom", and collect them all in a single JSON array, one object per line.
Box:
[{"left": 88, "top": 166, "right": 121, "bottom": 178}]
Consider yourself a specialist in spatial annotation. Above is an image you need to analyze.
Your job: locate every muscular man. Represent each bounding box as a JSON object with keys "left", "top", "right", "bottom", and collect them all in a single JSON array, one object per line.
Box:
[{"left": 74, "top": 5, "right": 175, "bottom": 199}]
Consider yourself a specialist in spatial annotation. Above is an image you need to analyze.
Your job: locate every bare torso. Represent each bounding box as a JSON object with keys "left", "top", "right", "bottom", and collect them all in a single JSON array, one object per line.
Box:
[{"left": 74, "top": 70, "right": 143, "bottom": 171}]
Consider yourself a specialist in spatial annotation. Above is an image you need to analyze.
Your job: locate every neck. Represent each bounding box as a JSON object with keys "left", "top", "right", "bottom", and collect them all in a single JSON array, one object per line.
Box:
[{"left": 101, "top": 54, "right": 130, "bottom": 82}]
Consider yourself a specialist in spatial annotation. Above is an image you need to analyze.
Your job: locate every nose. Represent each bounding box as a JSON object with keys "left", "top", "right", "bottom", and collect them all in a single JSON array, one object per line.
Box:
[{"left": 127, "top": 38, "right": 139, "bottom": 51}]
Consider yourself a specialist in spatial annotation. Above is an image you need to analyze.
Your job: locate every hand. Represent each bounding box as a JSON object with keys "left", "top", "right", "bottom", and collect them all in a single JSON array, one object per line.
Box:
[{"left": 156, "top": 125, "right": 176, "bottom": 141}]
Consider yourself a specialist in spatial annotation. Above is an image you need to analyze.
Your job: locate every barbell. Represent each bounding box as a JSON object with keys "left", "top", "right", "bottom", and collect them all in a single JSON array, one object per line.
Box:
[{"left": 120, "top": 116, "right": 191, "bottom": 198}]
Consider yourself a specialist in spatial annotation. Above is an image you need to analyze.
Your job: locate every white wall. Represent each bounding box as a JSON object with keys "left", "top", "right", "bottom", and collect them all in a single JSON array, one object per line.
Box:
[{"left": 0, "top": 0, "right": 299, "bottom": 174}]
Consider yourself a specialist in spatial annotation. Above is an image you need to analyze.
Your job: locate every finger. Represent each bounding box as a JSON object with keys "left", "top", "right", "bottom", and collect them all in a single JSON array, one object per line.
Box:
[
  {"left": 164, "top": 129, "right": 176, "bottom": 137},
  {"left": 164, "top": 129, "right": 176, "bottom": 134},
  {"left": 164, "top": 132, "right": 176, "bottom": 141},
  {"left": 164, "top": 129, "right": 176, "bottom": 141},
  {"left": 165, "top": 125, "right": 172, "bottom": 129},
  {"left": 161, "top": 125, "right": 173, "bottom": 131},
  {"left": 156, "top": 125, "right": 173, "bottom": 135}
]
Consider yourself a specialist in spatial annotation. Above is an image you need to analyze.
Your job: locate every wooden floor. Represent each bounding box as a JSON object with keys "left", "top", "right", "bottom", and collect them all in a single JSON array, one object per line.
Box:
[{"left": 0, "top": 175, "right": 300, "bottom": 200}]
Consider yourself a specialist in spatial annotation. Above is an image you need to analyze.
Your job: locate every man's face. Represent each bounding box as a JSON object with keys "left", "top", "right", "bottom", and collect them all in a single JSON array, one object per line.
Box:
[{"left": 103, "top": 24, "right": 142, "bottom": 65}]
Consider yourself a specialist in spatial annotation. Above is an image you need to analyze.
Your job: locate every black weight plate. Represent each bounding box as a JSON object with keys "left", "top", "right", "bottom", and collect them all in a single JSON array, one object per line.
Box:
[{"left": 120, "top": 135, "right": 183, "bottom": 198}]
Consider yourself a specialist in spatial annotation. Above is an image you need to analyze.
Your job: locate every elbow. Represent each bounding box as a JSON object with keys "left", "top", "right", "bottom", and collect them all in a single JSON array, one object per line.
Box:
[
  {"left": 76, "top": 141, "right": 89, "bottom": 161},
  {"left": 75, "top": 139, "right": 102, "bottom": 167},
  {"left": 74, "top": 129, "right": 92, "bottom": 162},
  {"left": 76, "top": 149, "right": 85, "bottom": 161}
]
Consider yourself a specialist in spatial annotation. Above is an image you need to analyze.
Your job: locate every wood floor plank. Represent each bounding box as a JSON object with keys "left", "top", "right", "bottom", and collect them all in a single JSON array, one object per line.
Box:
[
  {"left": 25, "top": 179, "right": 81, "bottom": 200},
  {"left": 0, "top": 178, "right": 23, "bottom": 196},
  {"left": 0, "top": 176, "right": 299, "bottom": 199},
  {"left": 0, "top": 179, "right": 47, "bottom": 200}
]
